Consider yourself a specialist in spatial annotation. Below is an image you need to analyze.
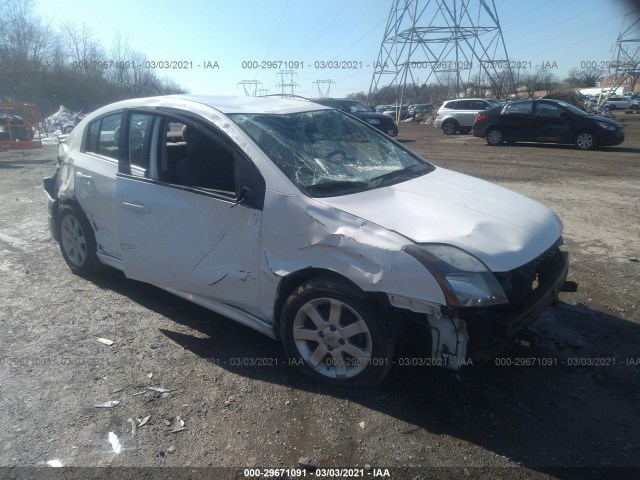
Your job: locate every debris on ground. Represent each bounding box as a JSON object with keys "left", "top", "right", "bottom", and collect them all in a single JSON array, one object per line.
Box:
[
  {"left": 97, "top": 338, "right": 114, "bottom": 346},
  {"left": 127, "top": 418, "right": 137, "bottom": 438},
  {"left": 146, "top": 386, "right": 171, "bottom": 394},
  {"left": 167, "top": 416, "right": 186, "bottom": 433},
  {"left": 298, "top": 457, "right": 316, "bottom": 469},
  {"left": 94, "top": 400, "right": 120, "bottom": 408},
  {"left": 138, "top": 415, "right": 151, "bottom": 427},
  {"left": 108, "top": 432, "right": 122, "bottom": 453}
]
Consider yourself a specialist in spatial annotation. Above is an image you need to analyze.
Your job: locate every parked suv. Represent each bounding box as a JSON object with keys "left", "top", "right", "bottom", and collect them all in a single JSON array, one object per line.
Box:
[
  {"left": 311, "top": 98, "right": 398, "bottom": 137},
  {"left": 435, "top": 98, "right": 503, "bottom": 135},
  {"left": 602, "top": 96, "right": 631, "bottom": 110}
]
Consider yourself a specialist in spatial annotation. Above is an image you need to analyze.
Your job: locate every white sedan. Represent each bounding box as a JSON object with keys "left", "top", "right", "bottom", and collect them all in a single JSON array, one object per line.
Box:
[{"left": 43, "top": 95, "right": 569, "bottom": 387}]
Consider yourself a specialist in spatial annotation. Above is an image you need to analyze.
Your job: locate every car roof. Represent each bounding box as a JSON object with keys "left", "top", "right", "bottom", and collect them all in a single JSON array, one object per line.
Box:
[{"left": 92, "top": 94, "right": 329, "bottom": 116}]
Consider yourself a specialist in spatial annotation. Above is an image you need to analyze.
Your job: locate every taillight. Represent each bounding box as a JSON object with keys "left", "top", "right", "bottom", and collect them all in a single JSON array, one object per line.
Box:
[{"left": 475, "top": 114, "right": 488, "bottom": 122}]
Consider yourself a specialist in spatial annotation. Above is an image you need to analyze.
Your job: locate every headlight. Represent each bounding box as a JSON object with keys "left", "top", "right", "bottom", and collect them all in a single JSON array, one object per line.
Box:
[
  {"left": 402, "top": 244, "right": 508, "bottom": 307},
  {"left": 366, "top": 118, "right": 381, "bottom": 125},
  {"left": 596, "top": 121, "right": 616, "bottom": 131}
]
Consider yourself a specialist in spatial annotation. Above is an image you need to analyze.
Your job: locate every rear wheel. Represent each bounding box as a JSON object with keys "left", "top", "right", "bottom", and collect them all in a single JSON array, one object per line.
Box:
[
  {"left": 441, "top": 120, "right": 458, "bottom": 136},
  {"left": 485, "top": 128, "right": 503, "bottom": 146},
  {"left": 574, "top": 131, "right": 598, "bottom": 150},
  {"left": 58, "top": 204, "right": 100, "bottom": 276},
  {"left": 280, "top": 278, "right": 395, "bottom": 387}
]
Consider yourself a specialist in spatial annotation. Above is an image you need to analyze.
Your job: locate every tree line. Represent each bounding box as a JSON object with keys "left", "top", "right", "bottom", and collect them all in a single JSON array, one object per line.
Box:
[{"left": 0, "top": 0, "right": 186, "bottom": 116}]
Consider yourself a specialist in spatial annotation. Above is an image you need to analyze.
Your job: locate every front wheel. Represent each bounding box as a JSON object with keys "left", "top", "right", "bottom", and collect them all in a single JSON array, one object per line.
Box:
[
  {"left": 58, "top": 204, "right": 100, "bottom": 276},
  {"left": 574, "top": 131, "right": 598, "bottom": 150},
  {"left": 280, "top": 278, "right": 395, "bottom": 387},
  {"left": 486, "top": 128, "right": 503, "bottom": 146}
]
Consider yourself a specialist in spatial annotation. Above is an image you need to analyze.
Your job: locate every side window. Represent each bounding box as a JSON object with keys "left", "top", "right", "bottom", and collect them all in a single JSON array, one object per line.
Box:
[
  {"left": 535, "top": 103, "right": 564, "bottom": 118},
  {"left": 128, "top": 113, "right": 154, "bottom": 171},
  {"left": 85, "top": 119, "right": 100, "bottom": 153},
  {"left": 85, "top": 113, "right": 121, "bottom": 158},
  {"left": 504, "top": 101, "right": 533, "bottom": 115},
  {"left": 454, "top": 100, "right": 472, "bottom": 110},
  {"left": 153, "top": 117, "right": 236, "bottom": 195}
]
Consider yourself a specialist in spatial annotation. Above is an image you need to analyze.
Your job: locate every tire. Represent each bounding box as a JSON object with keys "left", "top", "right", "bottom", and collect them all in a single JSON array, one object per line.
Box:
[
  {"left": 574, "top": 130, "right": 598, "bottom": 151},
  {"left": 63, "top": 125, "right": 74, "bottom": 134},
  {"left": 485, "top": 128, "right": 503, "bottom": 146},
  {"left": 58, "top": 203, "right": 100, "bottom": 276},
  {"left": 441, "top": 120, "right": 458, "bottom": 136},
  {"left": 630, "top": 105, "right": 639, "bottom": 111},
  {"left": 280, "top": 278, "right": 395, "bottom": 388}
]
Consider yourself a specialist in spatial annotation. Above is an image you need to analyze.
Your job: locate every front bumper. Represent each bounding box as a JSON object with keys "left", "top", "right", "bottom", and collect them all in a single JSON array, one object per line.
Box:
[
  {"left": 461, "top": 250, "right": 569, "bottom": 361},
  {"left": 599, "top": 129, "right": 624, "bottom": 147}
]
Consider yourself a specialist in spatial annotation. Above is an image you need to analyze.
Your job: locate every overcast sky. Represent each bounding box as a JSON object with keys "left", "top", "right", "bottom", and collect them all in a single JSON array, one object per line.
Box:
[{"left": 34, "top": 0, "right": 635, "bottom": 97}]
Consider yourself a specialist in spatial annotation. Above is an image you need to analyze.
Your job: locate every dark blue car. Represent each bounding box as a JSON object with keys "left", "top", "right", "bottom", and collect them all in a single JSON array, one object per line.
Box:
[{"left": 472, "top": 99, "right": 624, "bottom": 150}]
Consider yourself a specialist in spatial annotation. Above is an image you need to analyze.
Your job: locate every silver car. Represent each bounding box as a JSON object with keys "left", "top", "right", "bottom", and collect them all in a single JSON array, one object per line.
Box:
[
  {"left": 434, "top": 98, "right": 503, "bottom": 135},
  {"left": 43, "top": 95, "right": 569, "bottom": 387}
]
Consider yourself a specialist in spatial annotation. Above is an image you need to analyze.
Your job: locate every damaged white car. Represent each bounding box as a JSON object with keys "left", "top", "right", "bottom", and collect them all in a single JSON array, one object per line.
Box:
[{"left": 43, "top": 95, "right": 569, "bottom": 387}]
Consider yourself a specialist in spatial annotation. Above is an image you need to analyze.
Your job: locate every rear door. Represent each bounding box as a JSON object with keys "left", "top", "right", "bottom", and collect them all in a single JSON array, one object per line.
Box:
[
  {"left": 73, "top": 112, "right": 122, "bottom": 258},
  {"left": 499, "top": 100, "right": 534, "bottom": 140},
  {"left": 115, "top": 110, "right": 264, "bottom": 316}
]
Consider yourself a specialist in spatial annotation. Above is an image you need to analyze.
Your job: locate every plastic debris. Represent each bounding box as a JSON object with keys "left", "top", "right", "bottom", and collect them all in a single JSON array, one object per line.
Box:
[
  {"left": 97, "top": 338, "right": 114, "bottom": 346},
  {"left": 359, "top": 421, "right": 365, "bottom": 429},
  {"left": 168, "top": 416, "right": 186, "bottom": 433},
  {"left": 138, "top": 415, "right": 151, "bottom": 427},
  {"left": 47, "top": 459, "right": 63, "bottom": 467},
  {"left": 132, "top": 391, "right": 145, "bottom": 396},
  {"left": 298, "top": 457, "right": 315, "bottom": 469},
  {"left": 108, "top": 431, "right": 122, "bottom": 453},
  {"left": 95, "top": 400, "right": 120, "bottom": 408},
  {"left": 147, "top": 373, "right": 153, "bottom": 379},
  {"left": 146, "top": 386, "right": 171, "bottom": 393},
  {"left": 127, "top": 418, "right": 137, "bottom": 438}
]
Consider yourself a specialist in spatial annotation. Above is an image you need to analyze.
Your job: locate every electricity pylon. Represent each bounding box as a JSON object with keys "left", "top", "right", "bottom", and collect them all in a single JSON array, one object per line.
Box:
[
  {"left": 276, "top": 70, "right": 300, "bottom": 97},
  {"left": 238, "top": 80, "right": 263, "bottom": 96},
  {"left": 368, "top": 0, "right": 515, "bottom": 108},
  {"left": 312, "top": 80, "right": 336, "bottom": 98},
  {"left": 601, "top": 8, "right": 639, "bottom": 104}
]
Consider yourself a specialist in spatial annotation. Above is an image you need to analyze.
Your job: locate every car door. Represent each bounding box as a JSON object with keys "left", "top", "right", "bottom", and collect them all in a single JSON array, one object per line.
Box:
[
  {"left": 115, "top": 110, "right": 264, "bottom": 316},
  {"left": 531, "top": 101, "right": 572, "bottom": 143},
  {"left": 73, "top": 111, "right": 122, "bottom": 258},
  {"left": 499, "top": 100, "right": 534, "bottom": 140}
]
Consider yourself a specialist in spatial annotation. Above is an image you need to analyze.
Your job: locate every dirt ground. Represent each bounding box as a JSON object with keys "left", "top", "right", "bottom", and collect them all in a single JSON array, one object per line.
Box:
[{"left": 0, "top": 112, "right": 639, "bottom": 480}]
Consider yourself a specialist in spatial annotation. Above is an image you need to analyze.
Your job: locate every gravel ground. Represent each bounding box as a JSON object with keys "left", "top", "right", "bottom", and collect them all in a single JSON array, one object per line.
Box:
[{"left": 0, "top": 112, "right": 639, "bottom": 480}]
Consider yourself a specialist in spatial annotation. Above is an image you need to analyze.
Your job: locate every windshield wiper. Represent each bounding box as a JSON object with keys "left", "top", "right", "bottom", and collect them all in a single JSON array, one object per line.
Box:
[
  {"left": 305, "top": 180, "right": 369, "bottom": 195},
  {"left": 368, "top": 164, "right": 425, "bottom": 187}
]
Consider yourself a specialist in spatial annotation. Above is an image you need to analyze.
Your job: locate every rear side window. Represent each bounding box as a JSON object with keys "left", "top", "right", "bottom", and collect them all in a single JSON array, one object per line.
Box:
[
  {"left": 504, "top": 101, "right": 533, "bottom": 115},
  {"left": 454, "top": 100, "right": 472, "bottom": 110},
  {"left": 85, "top": 112, "right": 122, "bottom": 159}
]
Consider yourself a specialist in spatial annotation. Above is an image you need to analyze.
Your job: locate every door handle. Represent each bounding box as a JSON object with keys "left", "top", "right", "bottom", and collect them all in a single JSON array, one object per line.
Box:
[
  {"left": 120, "top": 201, "right": 151, "bottom": 213},
  {"left": 76, "top": 171, "right": 92, "bottom": 181}
]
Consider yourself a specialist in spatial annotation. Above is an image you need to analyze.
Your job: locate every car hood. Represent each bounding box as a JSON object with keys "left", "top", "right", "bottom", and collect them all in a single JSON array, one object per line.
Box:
[{"left": 316, "top": 168, "right": 563, "bottom": 272}]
